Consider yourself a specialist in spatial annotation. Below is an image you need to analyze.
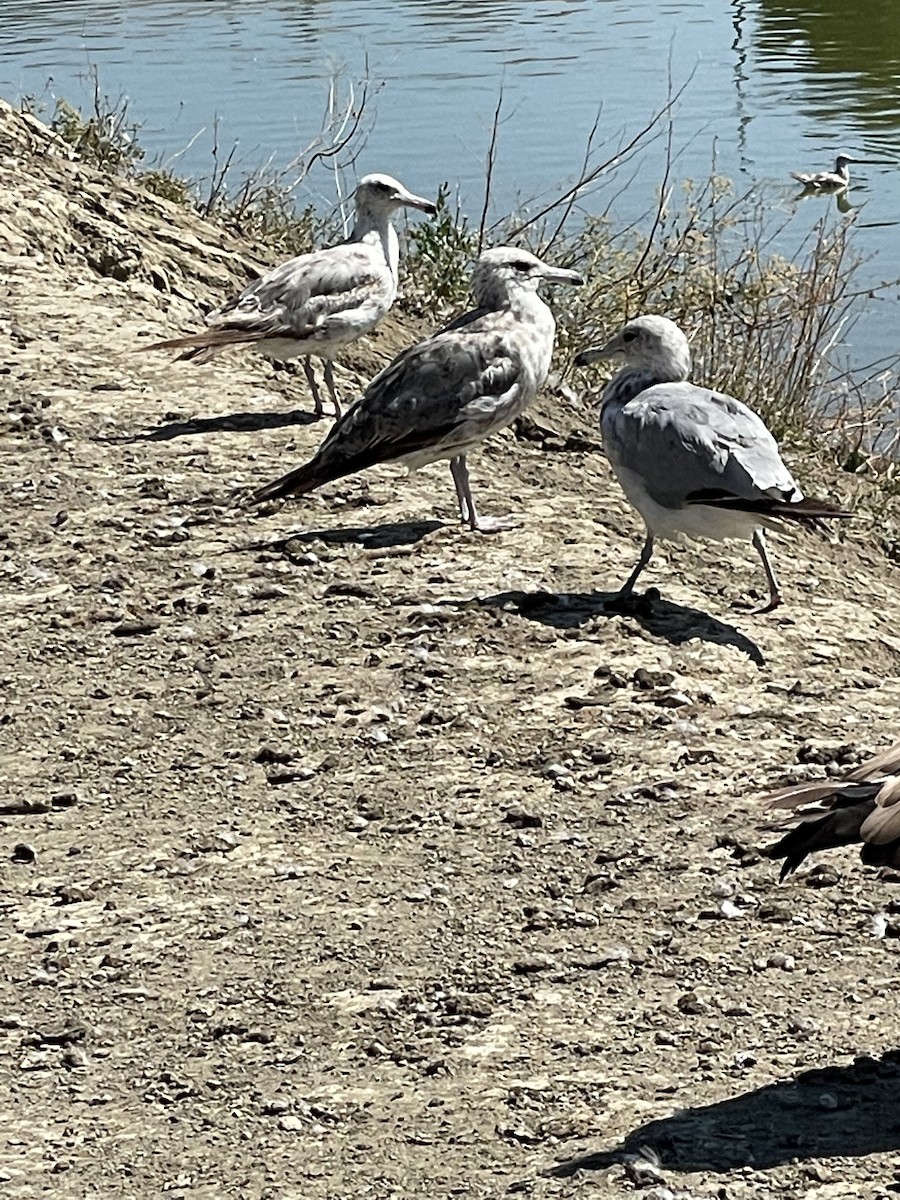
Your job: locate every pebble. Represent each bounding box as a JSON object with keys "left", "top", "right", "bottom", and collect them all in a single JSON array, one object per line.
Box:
[{"left": 279, "top": 1115, "right": 305, "bottom": 1132}]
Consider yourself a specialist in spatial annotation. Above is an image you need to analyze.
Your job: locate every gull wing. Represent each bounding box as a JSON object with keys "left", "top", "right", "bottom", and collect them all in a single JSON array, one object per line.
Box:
[
  {"left": 603, "top": 381, "right": 801, "bottom": 511},
  {"left": 208, "top": 243, "right": 392, "bottom": 340},
  {"left": 760, "top": 740, "right": 900, "bottom": 875},
  {"left": 250, "top": 321, "right": 525, "bottom": 504}
]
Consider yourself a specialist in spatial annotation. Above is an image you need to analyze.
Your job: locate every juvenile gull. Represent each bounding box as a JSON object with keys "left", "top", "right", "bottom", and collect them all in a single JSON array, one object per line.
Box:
[
  {"left": 248, "top": 246, "right": 583, "bottom": 529},
  {"left": 760, "top": 740, "right": 900, "bottom": 877},
  {"left": 790, "top": 154, "right": 861, "bottom": 191},
  {"left": 574, "top": 314, "right": 852, "bottom": 610},
  {"left": 146, "top": 172, "right": 436, "bottom": 418}
]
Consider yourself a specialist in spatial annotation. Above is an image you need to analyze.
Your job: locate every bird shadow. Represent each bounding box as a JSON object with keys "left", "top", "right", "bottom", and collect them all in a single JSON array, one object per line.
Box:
[
  {"left": 96, "top": 407, "right": 321, "bottom": 444},
  {"left": 238, "top": 519, "right": 445, "bottom": 553},
  {"left": 547, "top": 1051, "right": 900, "bottom": 1177},
  {"left": 472, "top": 587, "right": 765, "bottom": 665}
]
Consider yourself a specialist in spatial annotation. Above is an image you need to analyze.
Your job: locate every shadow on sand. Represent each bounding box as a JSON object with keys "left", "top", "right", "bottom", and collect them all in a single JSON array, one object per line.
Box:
[
  {"left": 474, "top": 587, "right": 765, "bottom": 665},
  {"left": 240, "top": 519, "right": 445, "bottom": 553},
  {"left": 549, "top": 1052, "right": 900, "bottom": 1177},
  {"left": 98, "top": 407, "right": 321, "bottom": 443}
]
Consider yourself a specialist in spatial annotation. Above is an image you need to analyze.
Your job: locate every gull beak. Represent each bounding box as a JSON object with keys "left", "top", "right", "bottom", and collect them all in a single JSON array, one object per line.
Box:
[
  {"left": 539, "top": 265, "right": 584, "bottom": 287},
  {"left": 397, "top": 188, "right": 438, "bottom": 216},
  {"left": 574, "top": 335, "right": 619, "bottom": 368}
]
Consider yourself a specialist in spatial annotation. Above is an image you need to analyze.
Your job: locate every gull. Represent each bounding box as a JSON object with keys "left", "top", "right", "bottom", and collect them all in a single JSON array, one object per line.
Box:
[
  {"left": 146, "top": 173, "right": 436, "bottom": 418},
  {"left": 760, "top": 740, "right": 900, "bottom": 877},
  {"left": 574, "top": 314, "right": 852, "bottom": 611},
  {"left": 248, "top": 245, "right": 583, "bottom": 530},
  {"left": 790, "top": 154, "right": 861, "bottom": 191}
]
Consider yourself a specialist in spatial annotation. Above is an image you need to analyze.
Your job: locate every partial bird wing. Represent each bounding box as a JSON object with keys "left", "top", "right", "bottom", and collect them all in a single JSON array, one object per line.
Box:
[
  {"left": 209, "top": 243, "right": 390, "bottom": 339},
  {"left": 759, "top": 740, "right": 900, "bottom": 876},
  {"left": 249, "top": 319, "right": 526, "bottom": 505},
  {"left": 604, "top": 382, "right": 802, "bottom": 511},
  {"left": 146, "top": 243, "right": 391, "bottom": 359}
]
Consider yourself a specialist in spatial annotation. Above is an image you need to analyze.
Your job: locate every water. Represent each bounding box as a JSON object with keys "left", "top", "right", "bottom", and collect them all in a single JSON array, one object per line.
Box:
[{"left": 2, "top": 0, "right": 899, "bottom": 366}]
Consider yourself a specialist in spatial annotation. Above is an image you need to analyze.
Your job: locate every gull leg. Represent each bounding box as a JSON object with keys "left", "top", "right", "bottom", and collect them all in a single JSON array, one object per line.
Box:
[
  {"left": 752, "top": 528, "right": 783, "bottom": 612},
  {"left": 618, "top": 533, "right": 655, "bottom": 596},
  {"left": 302, "top": 356, "right": 325, "bottom": 417},
  {"left": 448, "top": 456, "right": 519, "bottom": 534},
  {"left": 322, "top": 360, "right": 343, "bottom": 421},
  {"left": 450, "top": 456, "right": 473, "bottom": 525}
]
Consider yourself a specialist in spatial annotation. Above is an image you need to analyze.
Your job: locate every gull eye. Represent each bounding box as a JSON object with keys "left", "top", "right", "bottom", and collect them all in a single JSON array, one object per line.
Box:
[
  {"left": 622, "top": 328, "right": 639, "bottom": 343},
  {"left": 512, "top": 260, "right": 533, "bottom": 273}
]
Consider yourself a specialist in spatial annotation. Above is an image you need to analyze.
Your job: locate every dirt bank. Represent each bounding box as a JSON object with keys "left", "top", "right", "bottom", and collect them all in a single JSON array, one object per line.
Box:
[{"left": 2, "top": 100, "right": 900, "bottom": 1199}]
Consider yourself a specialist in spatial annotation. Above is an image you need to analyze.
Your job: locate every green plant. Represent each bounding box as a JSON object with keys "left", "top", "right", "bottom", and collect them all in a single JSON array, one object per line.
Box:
[
  {"left": 51, "top": 79, "right": 144, "bottom": 173},
  {"left": 405, "top": 184, "right": 481, "bottom": 313}
]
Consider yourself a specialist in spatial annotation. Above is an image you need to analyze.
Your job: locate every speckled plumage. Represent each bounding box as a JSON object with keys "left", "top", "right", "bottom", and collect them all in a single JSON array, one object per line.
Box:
[
  {"left": 147, "top": 173, "right": 436, "bottom": 416},
  {"left": 249, "top": 246, "right": 583, "bottom": 530}
]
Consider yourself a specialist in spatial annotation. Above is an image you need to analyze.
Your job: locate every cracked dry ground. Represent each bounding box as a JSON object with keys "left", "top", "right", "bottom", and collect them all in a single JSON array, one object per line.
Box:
[{"left": 2, "top": 102, "right": 900, "bottom": 1200}]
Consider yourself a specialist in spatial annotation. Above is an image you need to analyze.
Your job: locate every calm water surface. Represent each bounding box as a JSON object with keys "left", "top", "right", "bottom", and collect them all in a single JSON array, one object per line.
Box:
[{"left": 1, "top": 0, "right": 899, "bottom": 365}]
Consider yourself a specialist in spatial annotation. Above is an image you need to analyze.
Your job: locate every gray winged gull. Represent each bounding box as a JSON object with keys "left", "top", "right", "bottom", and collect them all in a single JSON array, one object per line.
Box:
[
  {"left": 573, "top": 314, "right": 852, "bottom": 610},
  {"left": 248, "top": 245, "right": 583, "bottom": 530},
  {"left": 760, "top": 740, "right": 900, "bottom": 877},
  {"left": 146, "top": 172, "right": 436, "bottom": 418},
  {"left": 790, "top": 154, "right": 861, "bottom": 191}
]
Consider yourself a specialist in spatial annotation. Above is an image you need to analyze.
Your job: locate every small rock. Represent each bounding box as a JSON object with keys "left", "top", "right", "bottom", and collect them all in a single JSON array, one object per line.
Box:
[
  {"left": 677, "top": 991, "right": 710, "bottom": 1015},
  {"left": 279, "top": 1114, "right": 305, "bottom": 1132}
]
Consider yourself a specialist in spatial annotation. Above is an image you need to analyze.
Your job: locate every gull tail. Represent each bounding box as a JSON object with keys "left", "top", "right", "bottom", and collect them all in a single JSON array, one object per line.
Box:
[
  {"left": 686, "top": 490, "right": 853, "bottom": 525},
  {"left": 247, "top": 437, "right": 383, "bottom": 507},
  {"left": 144, "top": 328, "right": 266, "bottom": 363},
  {"left": 760, "top": 740, "right": 900, "bottom": 877},
  {"left": 249, "top": 456, "right": 338, "bottom": 506},
  {"left": 761, "top": 797, "right": 879, "bottom": 878}
]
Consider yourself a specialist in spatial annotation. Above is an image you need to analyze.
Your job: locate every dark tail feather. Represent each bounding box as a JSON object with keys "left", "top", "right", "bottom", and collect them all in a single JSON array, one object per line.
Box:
[
  {"left": 686, "top": 489, "right": 853, "bottom": 523},
  {"left": 144, "top": 328, "right": 265, "bottom": 361},
  {"left": 762, "top": 801, "right": 875, "bottom": 878},
  {"left": 248, "top": 457, "right": 336, "bottom": 506},
  {"left": 247, "top": 439, "right": 390, "bottom": 506}
]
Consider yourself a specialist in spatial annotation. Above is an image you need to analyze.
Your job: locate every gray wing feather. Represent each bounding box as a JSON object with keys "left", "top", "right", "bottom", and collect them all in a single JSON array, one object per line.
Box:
[
  {"left": 315, "top": 327, "right": 524, "bottom": 470},
  {"left": 604, "top": 382, "right": 800, "bottom": 508},
  {"left": 208, "top": 244, "right": 392, "bottom": 340}
]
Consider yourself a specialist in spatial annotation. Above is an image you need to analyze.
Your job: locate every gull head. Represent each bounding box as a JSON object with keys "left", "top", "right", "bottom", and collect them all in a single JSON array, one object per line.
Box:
[
  {"left": 834, "top": 154, "right": 862, "bottom": 172},
  {"left": 355, "top": 173, "right": 437, "bottom": 216},
  {"left": 471, "top": 246, "right": 584, "bottom": 306},
  {"left": 574, "top": 314, "right": 691, "bottom": 382}
]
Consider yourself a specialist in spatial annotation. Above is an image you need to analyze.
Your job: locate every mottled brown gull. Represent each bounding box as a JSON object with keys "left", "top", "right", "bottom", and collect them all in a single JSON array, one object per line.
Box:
[
  {"left": 761, "top": 740, "right": 900, "bottom": 877},
  {"left": 790, "top": 154, "right": 861, "bottom": 191},
  {"left": 248, "top": 245, "right": 583, "bottom": 530},
  {"left": 574, "top": 314, "right": 852, "bottom": 610},
  {"left": 146, "top": 172, "right": 436, "bottom": 418}
]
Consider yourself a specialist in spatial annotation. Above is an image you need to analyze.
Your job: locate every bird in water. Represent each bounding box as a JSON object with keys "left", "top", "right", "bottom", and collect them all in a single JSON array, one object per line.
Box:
[
  {"left": 790, "top": 154, "right": 861, "bottom": 191},
  {"left": 760, "top": 740, "right": 900, "bottom": 877},
  {"left": 248, "top": 245, "right": 583, "bottom": 531},
  {"left": 574, "top": 315, "right": 852, "bottom": 611},
  {"left": 145, "top": 173, "right": 436, "bottom": 418}
]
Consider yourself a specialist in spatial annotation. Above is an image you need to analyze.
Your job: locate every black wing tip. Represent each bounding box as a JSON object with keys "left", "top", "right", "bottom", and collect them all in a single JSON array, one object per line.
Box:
[
  {"left": 759, "top": 838, "right": 804, "bottom": 879},
  {"left": 685, "top": 489, "right": 853, "bottom": 521}
]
